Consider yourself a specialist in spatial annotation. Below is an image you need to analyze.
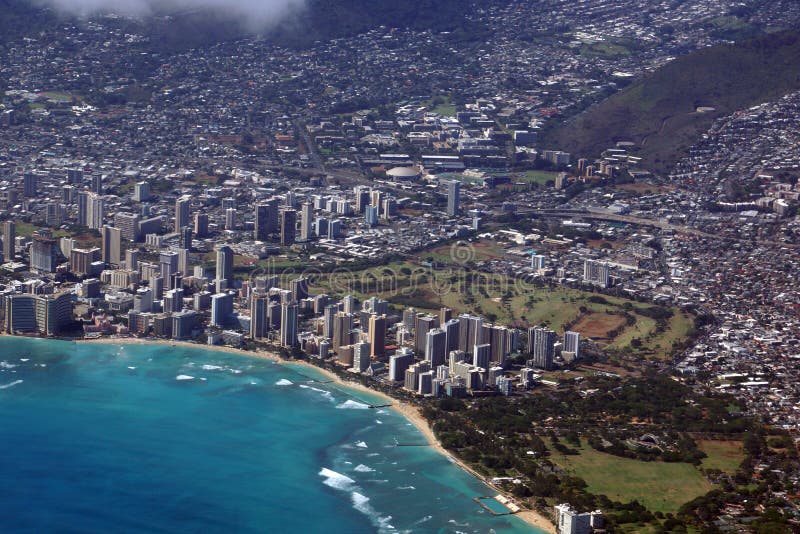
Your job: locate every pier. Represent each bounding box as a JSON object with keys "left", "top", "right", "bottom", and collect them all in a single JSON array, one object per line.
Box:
[{"left": 473, "top": 496, "right": 516, "bottom": 516}]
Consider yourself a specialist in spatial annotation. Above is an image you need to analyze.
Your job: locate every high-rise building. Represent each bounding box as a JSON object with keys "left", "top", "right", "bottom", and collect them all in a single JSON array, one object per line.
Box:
[
  {"left": 4, "top": 292, "right": 72, "bottom": 335},
  {"left": 133, "top": 181, "right": 151, "bottom": 202},
  {"left": 159, "top": 251, "right": 180, "bottom": 283},
  {"left": 473, "top": 343, "right": 491, "bottom": 369},
  {"left": 323, "top": 303, "right": 338, "bottom": 339},
  {"left": 164, "top": 288, "right": 184, "bottom": 313},
  {"left": 529, "top": 326, "right": 556, "bottom": 370},
  {"left": 134, "top": 288, "right": 153, "bottom": 313},
  {"left": 211, "top": 293, "right": 234, "bottom": 327},
  {"left": 114, "top": 212, "right": 140, "bottom": 241},
  {"left": 91, "top": 174, "right": 104, "bottom": 194},
  {"left": 70, "top": 247, "right": 98, "bottom": 277},
  {"left": 280, "top": 302, "right": 298, "bottom": 348},
  {"left": 458, "top": 314, "right": 484, "bottom": 355},
  {"left": 425, "top": 328, "right": 447, "bottom": 367},
  {"left": 3, "top": 221, "right": 15, "bottom": 262},
  {"left": 332, "top": 311, "right": 353, "bottom": 353},
  {"left": 280, "top": 209, "right": 296, "bottom": 245},
  {"left": 300, "top": 202, "right": 313, "bottom": 242},
  {"left": 531, "top": 254, "right": 546, "bottom": 271},
  {"left": 175, "top": 195, "right": 191, "bottom": 233},
  {"left": 23, "top": 172, "right": 37, "bottom": 197},
  {"left": 85, "top": 193, "right": 104, "bottom": 230},
  {"left": 66, "top": 168, "right": 83, "bottom": 184},
  {"left": 327, "top": 219, "right": 342, "bottom": 240},
  {"left": 179, "top": 226, "right": 193, "bottom": 250},
  {"left": 215, "top": 246, "right": 234, "bottom": 292},
  {"left": 447, "top": 180, "right": 461, "bottom": 217},
  {"left": 563, "top": 331, "right": 581, "bottom": 360},
  {"left": 172, "top": 310, "right": 196, "bottom": 340},
  {"left": 443, "top": 318, "right": 460, "bottom": 354},
  {"left": 554, "top": 504, "right": 603, "bottom": 534},
  {"left": 342, "top": 295, "right": 356, "bottom": 315},
  {"left": 254, "top": 200, "right": 277, "bottom": 241},
  {"left": 415, "top": 314, "right": 438, "bottom": 355},
  {"left": 45, "top": 202, "right": 65, "bottom": 226},
  {"left": 250, "top": 294, "right": 269, "bottom": 339},
  {"left": 353, "top": 341, "right": 371, "bottom": 372},
  {"left": 125, "top": 249, "right": 139, "bottom": 271},
  {"left": 194, "top": 213, "right": 209, "bottom": 238},
  {"left": 101, "top": 225, "right": 122, "bottom": 266},
  {"left": 30, "top": 233, "right": 60, "bottom": 273},
  {"left": 389, "top": 348, "right": 415, "bottom": 382},
  {"left": 583, "top": 260, "right": 610, "bottom": 288},
  {"left": 290, "top": 277, "right": 309, "bottom": 302},
  {"left": 354, "top": 186, "right": 370, "bottom": 214},
  {"left": 368, "top": 314, "right": 386, "bottom": 357},
  {"left": 365, "top": 205, "right": 378, "bottom": 227},
  {"left": 225, "top": 208, "right": 236, "bottom": 231}
]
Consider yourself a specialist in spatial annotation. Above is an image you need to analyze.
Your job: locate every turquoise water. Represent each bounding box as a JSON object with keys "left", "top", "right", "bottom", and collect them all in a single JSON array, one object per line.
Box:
[{"left": 0, "top": 338, "right": 539, "bottom": 533}]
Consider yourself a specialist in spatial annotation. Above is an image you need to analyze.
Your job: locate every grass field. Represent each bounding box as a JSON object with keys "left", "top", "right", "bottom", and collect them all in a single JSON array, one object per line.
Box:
[
  {"left": 39, "top": 90, "right": 74, "bottom": 102},
  {"left": 303, "top": 259, "right": 694, "bottom": 356},
  {"left": 698, "top": 440, "right": 744, "bottom": 473},
  {"left": 13, "top": 221, "right": 71, "bottom": 239},
  {"left": 516, "top": 170, "right": 559, "bottom": 186},
  {"left": 549, "top": 441, "right": 713, "bottom": 514}
]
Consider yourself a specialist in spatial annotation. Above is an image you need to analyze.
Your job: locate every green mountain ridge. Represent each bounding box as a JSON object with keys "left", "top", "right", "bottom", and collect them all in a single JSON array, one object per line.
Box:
[{"left": 540, "top": 29, "right": 800, "bottom": 174}]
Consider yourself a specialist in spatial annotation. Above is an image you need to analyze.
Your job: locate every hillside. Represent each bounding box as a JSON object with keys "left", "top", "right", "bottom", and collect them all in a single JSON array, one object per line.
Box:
[
  {"left": 540, "top": 30, "right": 800, "bottom": 174},
  {"left": 147, "top": 0, "right": 501, "bottom": 50}
]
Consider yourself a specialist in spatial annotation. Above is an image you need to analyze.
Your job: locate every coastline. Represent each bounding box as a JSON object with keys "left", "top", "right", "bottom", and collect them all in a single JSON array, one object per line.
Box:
[{"left": 72, "top": 337, "right": 555, "bottom": 533}]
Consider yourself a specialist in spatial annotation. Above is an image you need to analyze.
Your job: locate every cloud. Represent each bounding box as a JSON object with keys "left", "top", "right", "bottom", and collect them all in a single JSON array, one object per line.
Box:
[{"left": 33, "top": 0, "right": 307, "bottom": 29}]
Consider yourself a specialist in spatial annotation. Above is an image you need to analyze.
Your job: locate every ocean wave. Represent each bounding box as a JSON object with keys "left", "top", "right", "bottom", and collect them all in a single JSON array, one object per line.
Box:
[
  {"left": 375, "top": 419, "right": 383, "bottom": 424},
  {"left": 354, "top": 464, "right": 375, "bottom": 473},
  {"left": 201, "top": 364, "right": 223, "bottom": 371},
  {"left": 0, "top": 361, "right": 18, "bottom": 369},
  {"left": 275, "top": 379, "right": 293, "bottom": 386},
  {"left": 319, "top": 467, "right": 355, "bottom": 491},
  {"left": 351, "top": 492, "right": 395, "bottom": 533},
  {"left": 175, "top": 375, "right": 194, "bottom": 381},
  {"left": 0, "top": 380, "right": 23, "bottom": 390},
  {"left": 376, "top": 409, "right": 387, "bottom": 414},
  {"left": 336, "top": 400, "right": 370, "bottom": 410},
  {"left": 413, "top": 515, "right": 433, "bottom": 525},
  {"left": 355, "top": 441, "right": 368, "bottom": 448},
  {"left": 397, "top": 486, "right": 415, "bottom": 490},
  {"left": 127, "top": 366, "right": 137, "bottom": 370},
  {"left": 299, "top": 384, "right": 334, "bottom": 401},
  {"left": 366, "top": 453, "right": 380, "bottom": 457}
]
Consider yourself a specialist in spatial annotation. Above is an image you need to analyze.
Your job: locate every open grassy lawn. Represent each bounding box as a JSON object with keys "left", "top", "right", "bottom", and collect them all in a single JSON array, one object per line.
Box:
[
  {"left": 423, "top": 95, "right": 456, "bottom": 117},
  {"left": 517, "top": 170, "right": 559, "bottom": 186},
  {"left": 305, "top": 261, "right": 694, "bottom": 356},
  {"left": 550, "top": 442, "right": 713, "bottom": 514},
  {"left": 422, "top": 240, "right": 507, "bottom": 263},
  {"left": 698, "top": 440, "right": 744, "bottom": 473},
  {"left": 13, "top": 221, "right": 71, "bottom": 239},
  {"left": 39, "top": 90, "right": 75, "bottom": 102}
]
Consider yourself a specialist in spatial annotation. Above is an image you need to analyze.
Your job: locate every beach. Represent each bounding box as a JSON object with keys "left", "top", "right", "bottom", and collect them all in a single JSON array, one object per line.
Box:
[{"left": 76, "top": 336, "right": 556, "bottom": 533}]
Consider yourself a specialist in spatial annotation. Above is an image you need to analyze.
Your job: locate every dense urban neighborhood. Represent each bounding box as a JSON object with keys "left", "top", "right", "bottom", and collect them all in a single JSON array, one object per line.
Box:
[{"left": 1, "top": 0, "right": 800, "bottom": 532}]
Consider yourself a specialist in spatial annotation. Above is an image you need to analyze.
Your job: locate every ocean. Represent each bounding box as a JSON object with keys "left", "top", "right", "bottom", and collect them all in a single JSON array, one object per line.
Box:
[{"left": 0, "top": 337, "right": 540, "bottom": 533}]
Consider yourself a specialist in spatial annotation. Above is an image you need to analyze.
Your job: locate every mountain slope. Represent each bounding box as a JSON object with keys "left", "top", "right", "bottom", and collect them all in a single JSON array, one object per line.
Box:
[{"left": 540, "top": 30, "right": 800, "bottom": 174}]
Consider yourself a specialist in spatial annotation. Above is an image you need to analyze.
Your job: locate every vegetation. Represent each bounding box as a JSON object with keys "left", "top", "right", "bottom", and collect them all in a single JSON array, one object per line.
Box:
[
  {"left": 541, "top": 30, "right": 800, "bottom": 173},
  {"left": 421, "top": 375, "right": 759, "bottom": 530},
  {"left": 548, "top": 440, "right": 713, "bottom": 514}
]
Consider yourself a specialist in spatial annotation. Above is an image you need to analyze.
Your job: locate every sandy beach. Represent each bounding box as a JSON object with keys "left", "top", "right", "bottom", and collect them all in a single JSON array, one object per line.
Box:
[{"left": 75, "top": 336, "right": 556, "bottom": 533}]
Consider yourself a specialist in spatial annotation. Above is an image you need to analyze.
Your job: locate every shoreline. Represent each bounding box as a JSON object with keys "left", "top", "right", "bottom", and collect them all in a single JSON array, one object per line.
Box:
[{"left": 72, "top": 336, "right": 555, "bottom": 533}]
